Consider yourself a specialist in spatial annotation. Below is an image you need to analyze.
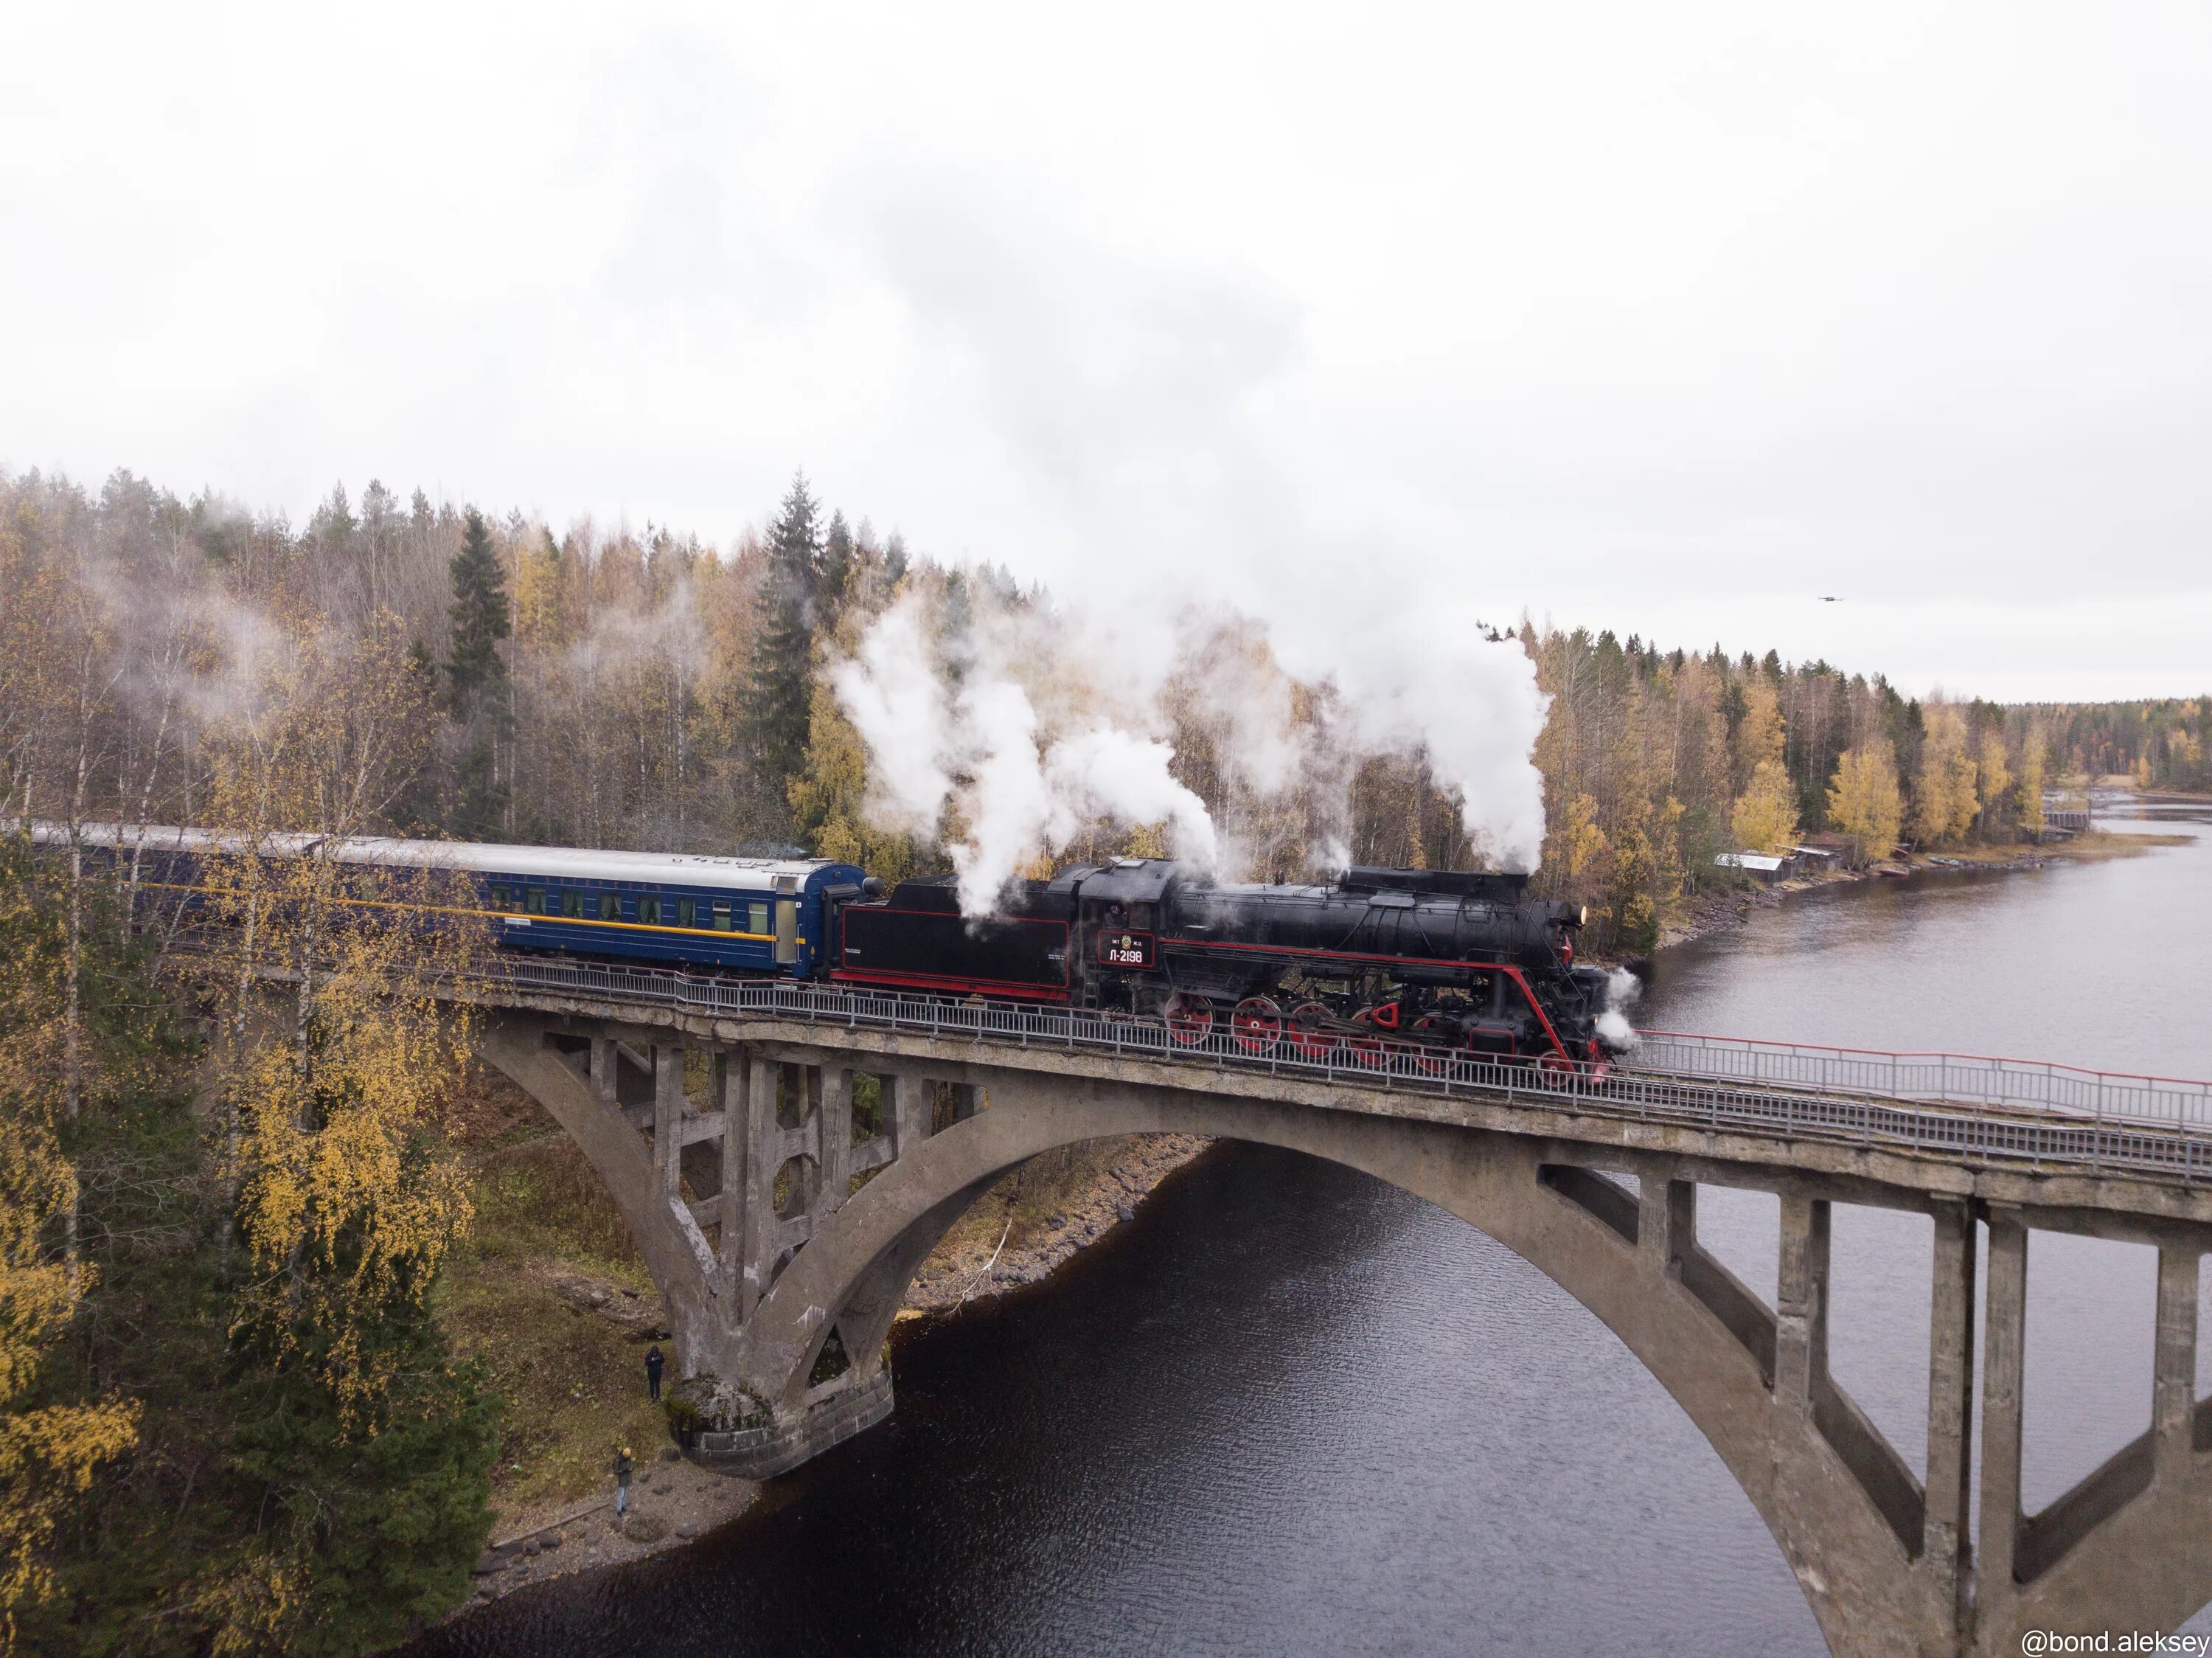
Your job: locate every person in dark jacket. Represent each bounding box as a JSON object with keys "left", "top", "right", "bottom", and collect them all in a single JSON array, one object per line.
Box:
[
  {"left": 614, "top": 1446, "right": 633, "bottom": 1516},
  {"left": 644, "top": 1344, "right": 664, "bottom": 1402}
]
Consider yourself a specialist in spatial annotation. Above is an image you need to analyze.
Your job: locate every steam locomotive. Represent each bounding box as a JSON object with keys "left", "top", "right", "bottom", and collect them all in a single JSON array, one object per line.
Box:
[
  {"left": 29, "top": 824, "right": 1620, "bottom": 1071},
  {"left": 838, "top": 861, "right": 1618, "bottom": 1070}
]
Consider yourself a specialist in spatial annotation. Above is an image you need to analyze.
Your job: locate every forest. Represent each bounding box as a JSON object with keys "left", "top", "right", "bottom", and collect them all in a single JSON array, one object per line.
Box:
[{"left": 1, "top": 462, "right": 2202, "bottom": 1654}]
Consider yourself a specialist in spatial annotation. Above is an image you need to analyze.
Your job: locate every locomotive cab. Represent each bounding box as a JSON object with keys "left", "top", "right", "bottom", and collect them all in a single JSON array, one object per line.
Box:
[{"left": 1068, "top": 858, "right": 1178, "bottom": 1013}]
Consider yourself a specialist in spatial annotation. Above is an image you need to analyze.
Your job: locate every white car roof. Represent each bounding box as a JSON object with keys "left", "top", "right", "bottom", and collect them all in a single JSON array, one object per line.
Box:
[{"left": 27, "top": 822, "right": 839, "bottom": 893}]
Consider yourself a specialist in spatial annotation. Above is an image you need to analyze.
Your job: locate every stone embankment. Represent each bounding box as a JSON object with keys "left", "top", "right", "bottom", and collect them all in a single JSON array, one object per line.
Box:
[{"left": 465, "top": 1447, "right": 758, "bottom": 1605}]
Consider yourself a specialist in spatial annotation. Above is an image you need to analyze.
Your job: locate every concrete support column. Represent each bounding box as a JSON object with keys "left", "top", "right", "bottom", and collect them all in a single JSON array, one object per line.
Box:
[
  {"left": 2154, "top": 1244, "right": 2201, "bottom": 1486},
  {"left": 1923, "top": 1201, "right": 1978, "bottom": 1631},
  {"left": 717, "top": 1054, "right": 748, "bottom": 1308},
  {"left": 1637, "top": 1170, "right": 1674, "bottom": 1271},
  {"left": 653, "top": 1044, "right": 684, "bottom": 1197},
  {"left": 1775, "top": 1196, "right": 1832, "bottom": 1411},
  {"left": 1978, "top": 1211, "right": 2029, "bottom": 1599},
  {"left": 890, "top": 1072, "right": 930, "bottom": 1156},
  {"left": 741, "top": 1055, "right": 780, "bottom": 1314},
  {"left": 1639, "top": 1176, "right": 1697, "bottom": 1273},
  {"left": 589, "top": 1036, "right": 616, "bottom": 1110},
  {"left": 820, "top": 1066, "right": 852, "bottom": 1215}
]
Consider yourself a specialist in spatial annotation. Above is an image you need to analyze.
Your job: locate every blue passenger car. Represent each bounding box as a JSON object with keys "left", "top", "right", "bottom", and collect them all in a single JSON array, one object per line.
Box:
[
  {"left": 453, "top": 842, "right": 869, "bottom": 975},
  {"left": 32, "top": 825, "right": 872, "bottom": 982}
]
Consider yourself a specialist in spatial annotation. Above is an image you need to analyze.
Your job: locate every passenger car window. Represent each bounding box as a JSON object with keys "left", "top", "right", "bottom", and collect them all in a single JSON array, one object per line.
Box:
[
  {"left": 677, "top": 897, "right": 695, "bottom": 927},
  {"left": 525, "top": 888, "right": 546, "bottom": 915},
  {"left": 748, "top": 901, "right": 769, "bottom": 934},
  {"left": 563, "top": 889, "right": 582, "bottom": 918},
  {"left": 599, "top": 892, "right": 621, "bottom": 921},
  {"left": 639, "top": 895, "right": 661, "bottom": 925},
  {"left": 488, "top": 884, "right": 510, "bottom": 910},
  {"left": 712, "top": 901, "right": 732, "bottom": 932}
]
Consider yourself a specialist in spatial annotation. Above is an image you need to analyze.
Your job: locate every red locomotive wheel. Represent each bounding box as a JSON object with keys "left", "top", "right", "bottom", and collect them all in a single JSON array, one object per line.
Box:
[
  {"left": 1343, "top": 1007, "right": 1392, "bottom": 1069},
  {"left": 1408, "top": 1015, "right": 1454, "bottom": 1075},
  {"left": 1164, "top": 993, "right": 1216, "bottom": 1047},
  {"left": 1231, "top": 996, "right": 1284, "bottom": 1055},
  {"left": 1537, "top": 1051, "right": 1579, "bottom": 1089},
  {"left": 1284, "top": 1002, "right": 1339, "bottom": 1058}
]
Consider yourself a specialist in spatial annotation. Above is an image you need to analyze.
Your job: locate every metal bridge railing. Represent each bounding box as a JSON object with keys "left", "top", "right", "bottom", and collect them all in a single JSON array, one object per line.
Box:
[
  {"left": 1631, "top": 1032, "right": 2212, "bottom": 1134},
  {"left": 442, "top": 956, "right": 2212, "bottom": 1187}
]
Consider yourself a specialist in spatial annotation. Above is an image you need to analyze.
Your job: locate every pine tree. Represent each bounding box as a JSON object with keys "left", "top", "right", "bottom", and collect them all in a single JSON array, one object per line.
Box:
[{"left": 748, "top": 475, "right": 824, "bottom": 814}]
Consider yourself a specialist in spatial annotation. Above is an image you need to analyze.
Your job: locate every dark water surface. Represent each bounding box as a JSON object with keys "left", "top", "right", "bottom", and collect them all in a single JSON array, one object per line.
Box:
[{"left": 407, "top": 816, "right": 2212, "bottom": 1657}]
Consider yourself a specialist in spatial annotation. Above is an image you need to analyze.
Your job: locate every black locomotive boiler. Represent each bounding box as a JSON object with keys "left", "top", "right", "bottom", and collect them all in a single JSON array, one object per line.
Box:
[{"left": 835, "top": 859, "right": 1621, "bottom": 1072}]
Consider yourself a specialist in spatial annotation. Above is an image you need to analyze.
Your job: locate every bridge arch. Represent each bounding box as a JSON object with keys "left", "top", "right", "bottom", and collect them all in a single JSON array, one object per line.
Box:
[
  {"left": 476, "top": 1010, "right": 2212, "bottom": 1658},
  {"left": 739, "top": 1069, "right": 1935, "bottom": 1658}
]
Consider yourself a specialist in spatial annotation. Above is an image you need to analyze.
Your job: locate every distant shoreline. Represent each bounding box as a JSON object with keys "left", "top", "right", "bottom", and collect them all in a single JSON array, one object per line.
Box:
[{"left": 1657, "top": 822, "right": 2188, "bottom": 954}]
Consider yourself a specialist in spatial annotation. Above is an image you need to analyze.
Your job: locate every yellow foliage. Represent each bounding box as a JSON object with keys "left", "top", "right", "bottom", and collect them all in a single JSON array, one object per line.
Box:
[
  {"left": 1559, "top": 793, "right": 1607, "bottom": 879},
  {"left": 191, "top": 1550, "right": 305, "bottom": 1658},
  {"left": 511, "top": 534, "right": 577, "bottom": 649},
  {"left": 1978, "top": 735, "right": 2013, "bottom": 833},
  {"left": 0, "top": 845, "right": 141, "bottom": 1648},
  {"left": 1731, "top": 759, "right": 1801, "bottom": 853},
  {"left": 218, "top": 858, "right": 480, "bottom": 1435},
  {"left": 1913, "top": 705, "right": 1980, "bottom": 846},
  {"left": 1825, "top": 743, "right": 1903, "bottom": 865},
  {"left": 1736, "top": 675, "right": 1786, "bottom": 780},
  {"left": 789, "top": 678, "right": 925, "bottom": 888},
  {"left": 2017, "top": 726, "right": 2048, "bottom": 835}
]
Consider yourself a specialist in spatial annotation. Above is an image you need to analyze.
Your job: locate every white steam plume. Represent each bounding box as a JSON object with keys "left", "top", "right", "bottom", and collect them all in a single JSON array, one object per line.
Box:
[
  {"left": 1298, "top": 618, "right": 1551, "bottom": 872},
  {"left": 831, "top": 599, "right": 953, "bottom": 835},
  {"left": 1596, "top": 967, "right": 1644, "bottom": 1052},
  {"left": 833, "top": 591, "right": 1220, "bottom": 914}
]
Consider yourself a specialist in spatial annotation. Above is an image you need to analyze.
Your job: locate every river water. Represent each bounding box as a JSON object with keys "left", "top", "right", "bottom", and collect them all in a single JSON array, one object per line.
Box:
[{"left": 407, "top": 810, "right": 2212, "bottom": 1657}]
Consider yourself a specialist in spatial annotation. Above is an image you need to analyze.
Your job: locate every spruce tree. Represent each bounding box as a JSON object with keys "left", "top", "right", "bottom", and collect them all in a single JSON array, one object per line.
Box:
[
  {"left": 748, "top": 474, "right": 824, "bottom": 814},
  {"left": 446, "top": 509, "right": 510, "bottom": 718},
  {"left": 445, "top": 509, "right": 512, "bottom": 837}
]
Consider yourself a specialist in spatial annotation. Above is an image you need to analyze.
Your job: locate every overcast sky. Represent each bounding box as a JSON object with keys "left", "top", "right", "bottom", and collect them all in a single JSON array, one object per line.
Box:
[{"left": 4, "top": 3, "right": 2208, "bottom": 701}]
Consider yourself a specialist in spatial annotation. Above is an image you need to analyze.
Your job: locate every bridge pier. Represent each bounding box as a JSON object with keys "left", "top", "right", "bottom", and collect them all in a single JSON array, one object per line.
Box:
[{"left": 472, "top": 1000, "right": 2212, "bottom": 1655}]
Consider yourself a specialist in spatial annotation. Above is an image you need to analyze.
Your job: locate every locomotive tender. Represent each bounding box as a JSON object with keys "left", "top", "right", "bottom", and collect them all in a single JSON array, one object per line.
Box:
[{"left": 32, "top": 824, "right": 1620, "bottom": 1071}]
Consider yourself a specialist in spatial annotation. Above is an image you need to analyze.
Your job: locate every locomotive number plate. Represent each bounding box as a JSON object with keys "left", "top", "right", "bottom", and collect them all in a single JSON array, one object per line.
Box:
[{"left": 1097, "top": 931, "right": 1155, "bottom": 968}]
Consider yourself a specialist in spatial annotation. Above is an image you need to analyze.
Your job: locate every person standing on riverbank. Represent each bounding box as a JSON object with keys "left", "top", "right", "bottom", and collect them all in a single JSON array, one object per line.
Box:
[
  {"left": 645, "top": 1344, "right": 664, "bottom": 1402},
  {"left": 614, "top": 1446, "right": 633, "bottom": 1516}
]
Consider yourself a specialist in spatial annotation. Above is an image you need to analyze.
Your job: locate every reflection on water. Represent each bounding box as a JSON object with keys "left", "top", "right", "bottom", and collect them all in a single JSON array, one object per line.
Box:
[{"left": 403, "top": 819, "right": 2211, "bottom": 1658}]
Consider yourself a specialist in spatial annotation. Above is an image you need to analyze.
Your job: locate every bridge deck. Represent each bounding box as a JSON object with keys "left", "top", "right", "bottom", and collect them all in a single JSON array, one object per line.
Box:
[{"left": 440, "top": 957, "right": 2212, "bottom": 1193}]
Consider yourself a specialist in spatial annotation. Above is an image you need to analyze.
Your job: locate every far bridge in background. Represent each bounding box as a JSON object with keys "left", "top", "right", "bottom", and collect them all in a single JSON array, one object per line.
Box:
[{"left": 434, "top": 957, "right": 2208, "bottom": 1658}]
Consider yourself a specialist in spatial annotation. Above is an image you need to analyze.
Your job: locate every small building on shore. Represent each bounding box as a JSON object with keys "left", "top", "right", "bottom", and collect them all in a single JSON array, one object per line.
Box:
[{"left": 1716, "top": 850, "right": 1794, "bottom": 882}]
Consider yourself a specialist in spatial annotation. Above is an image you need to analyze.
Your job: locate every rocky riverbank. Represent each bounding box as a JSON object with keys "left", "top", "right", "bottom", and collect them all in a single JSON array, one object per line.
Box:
[{"left": 900, "top": 1132, "right": 1213, "bottom": 1314}]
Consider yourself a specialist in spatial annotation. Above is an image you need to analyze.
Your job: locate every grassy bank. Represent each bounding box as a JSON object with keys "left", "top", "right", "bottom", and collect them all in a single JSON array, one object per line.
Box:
[
  {"left": 436, "top": 1073, "right": 669, "bottom": 1531},
  {"left": 434, "top": 1070, "right": 1203, "bottom": 1537}
]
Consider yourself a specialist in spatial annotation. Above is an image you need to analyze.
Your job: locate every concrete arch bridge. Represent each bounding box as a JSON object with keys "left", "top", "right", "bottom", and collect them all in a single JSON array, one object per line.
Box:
[{"left": 457, "top": 960, "right": 2212, "bottom": 1658}]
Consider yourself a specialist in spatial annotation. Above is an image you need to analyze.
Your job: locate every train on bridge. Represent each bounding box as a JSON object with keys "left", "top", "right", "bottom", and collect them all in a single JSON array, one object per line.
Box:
[{"left": 33, "top": 823, "right": 1627, "bottom": 1073}]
